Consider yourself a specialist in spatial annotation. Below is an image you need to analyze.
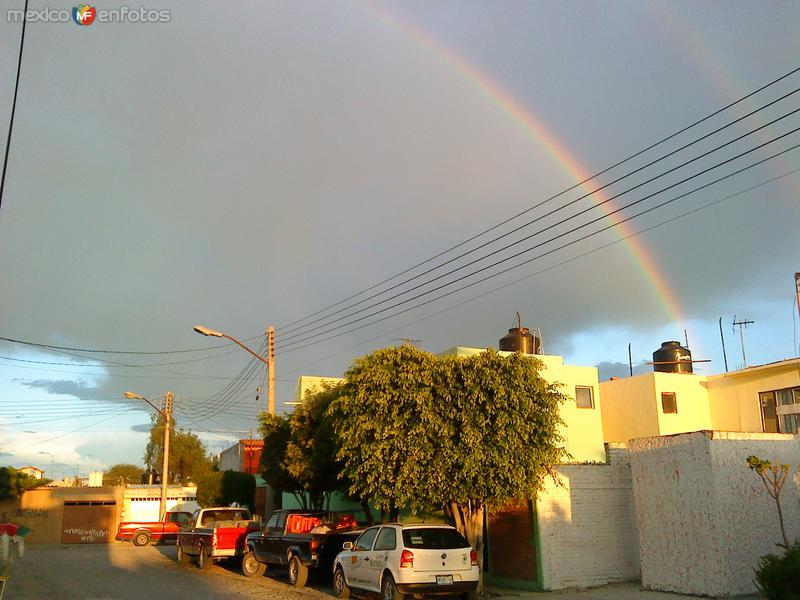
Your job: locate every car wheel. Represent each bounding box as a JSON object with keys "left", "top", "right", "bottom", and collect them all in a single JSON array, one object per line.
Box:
[
  {"left": 288, "top": 555, "right": 308, "bottom": 587},
  {"left": 333, "top": 566, "right": 351, "bottom": 599},
  {"left": 382, "top": 573, "right": 407, "bottom": 600},
  {"left": 177, "top": 543, "right": 191, "bottom": 567},
  {"left": 132, "top": 531, "right": 150, "bottom": 547},
  {"left": 198, "top": 545, "right": 213, "bottom": 571},
  {"left": 241, "top": 551, "right": 266, "bottom": 577}
]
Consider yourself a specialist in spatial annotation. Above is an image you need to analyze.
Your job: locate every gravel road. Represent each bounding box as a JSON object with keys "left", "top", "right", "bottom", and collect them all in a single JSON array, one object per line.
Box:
[{"left": 3, "top": 542, "right": 336, "bottom": 600}]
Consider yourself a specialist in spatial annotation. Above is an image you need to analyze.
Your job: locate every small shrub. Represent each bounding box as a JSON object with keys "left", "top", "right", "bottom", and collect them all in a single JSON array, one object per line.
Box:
[{"left": 755, "top": 542, "right": 800, "bottom": 600}]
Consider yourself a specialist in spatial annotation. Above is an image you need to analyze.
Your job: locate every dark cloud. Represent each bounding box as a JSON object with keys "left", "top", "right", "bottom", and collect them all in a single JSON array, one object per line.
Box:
[
  {"left": 595, "top": 361, "right": 651, "bottom": 382},
  {"left": 17, "top": 379, "right": 108, "bottom": 401}
]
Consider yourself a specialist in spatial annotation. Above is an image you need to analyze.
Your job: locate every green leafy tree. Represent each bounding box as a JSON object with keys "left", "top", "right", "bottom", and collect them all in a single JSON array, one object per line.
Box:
[
  {"left": 332, "top": 346, "right": 567, "bottom": 584},
  {"left": 220, "top": 471, "right": 256, "bottom": 511},
  {"left": 0, "top": 467, "right": 50, "bottom": 499},
  {"left": 144, "top": 414, "right": 213, "bottom": 485},
  {"left": 196, "top": 469, "right": 223, "bottom": 507},
  {"left": 103, "top": 463, "right": 144, "bottom": 486},
  {"left": 258, "top": 412, "right": 306, "bottom": 505},
  {"left": 284, "top": 382, "right": 348, "bottom": 510}
]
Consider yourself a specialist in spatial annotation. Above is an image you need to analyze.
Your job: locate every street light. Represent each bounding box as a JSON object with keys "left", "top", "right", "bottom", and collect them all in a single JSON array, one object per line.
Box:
[
  {"left": 125, "top": 390, "right": 173, "bottom": 519},
  {"left": 194, "top": 324, "right": 275, "bottom": 414}
]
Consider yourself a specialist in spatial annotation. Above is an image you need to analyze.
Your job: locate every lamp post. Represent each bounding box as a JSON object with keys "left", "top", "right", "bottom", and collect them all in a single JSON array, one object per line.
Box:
[
  {"left": 125, "top": 390, "right": 173, "bottom": 519},
  {"left": 194, "top": 325, "right": 275, "bottom": 414}
]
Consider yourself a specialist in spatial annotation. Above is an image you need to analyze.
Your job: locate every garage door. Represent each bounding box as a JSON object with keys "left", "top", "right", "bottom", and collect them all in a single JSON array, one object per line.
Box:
[
  {"left": 487, "top": 499, "right": 538, "bottom": 581},
  {"left": 61, "top": 500, "right": 117, "bottom": 544}
]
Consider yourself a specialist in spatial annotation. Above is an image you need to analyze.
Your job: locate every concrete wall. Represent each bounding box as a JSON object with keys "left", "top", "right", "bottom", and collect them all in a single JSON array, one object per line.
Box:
[
  {"left": 0, "top": 486, "right": 125, "bottom": 544},
  {"left": 628, "top": 431, "right": 800, "bottom": 596},
  {"left": 536, "top": 445, "right": 639, "bottom": 590},
  {"left": 653, "top": 372, "right": 712, "bottom": 436}
]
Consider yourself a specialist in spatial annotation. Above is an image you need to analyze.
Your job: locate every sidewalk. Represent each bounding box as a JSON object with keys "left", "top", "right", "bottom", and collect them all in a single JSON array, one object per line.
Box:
[{"left": 488, "top": 582, "right": 762, "bottom": 599}]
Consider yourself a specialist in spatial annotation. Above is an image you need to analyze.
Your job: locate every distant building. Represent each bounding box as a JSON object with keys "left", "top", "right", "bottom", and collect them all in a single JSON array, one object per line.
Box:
[
  {"left": 218, "top": 439, "right": 264, "bottom": 474},
  {"left": 293, "top": 375, "right": 343, "bottom": 403},
  {"left": 19, "top": 466, "right": 45, "bottom": 479}
]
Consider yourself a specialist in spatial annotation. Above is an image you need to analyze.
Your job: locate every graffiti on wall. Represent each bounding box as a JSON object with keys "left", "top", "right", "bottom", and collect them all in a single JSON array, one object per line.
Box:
[{"left": 62, "top": 527, "right": 109, "bottom": 543}]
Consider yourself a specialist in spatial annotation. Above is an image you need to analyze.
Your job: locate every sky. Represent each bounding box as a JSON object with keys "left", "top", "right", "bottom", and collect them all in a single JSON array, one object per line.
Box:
[{"left": 0, "top": 1, "right": 798, "bottom": 480}]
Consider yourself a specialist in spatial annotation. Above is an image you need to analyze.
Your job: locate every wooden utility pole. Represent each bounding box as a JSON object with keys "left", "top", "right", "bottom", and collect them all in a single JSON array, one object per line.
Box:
[
  {"left": 267, "top": 326, "right": 275, "bottom": 414},
  {"left": 160, "top": 391, "right": 173, "bottom": 520}
]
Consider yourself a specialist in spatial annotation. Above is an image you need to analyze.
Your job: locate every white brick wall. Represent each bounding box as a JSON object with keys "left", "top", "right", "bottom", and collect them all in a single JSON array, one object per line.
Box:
[
  {"left": 536, "top": 445, "right": 640, "bottom": 589},
  {"left": 628, "top": 431, "right": 800, "bottom": 596}
]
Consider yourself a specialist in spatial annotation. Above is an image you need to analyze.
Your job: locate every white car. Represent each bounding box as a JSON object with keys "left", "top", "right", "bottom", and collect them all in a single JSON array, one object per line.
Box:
[{"left": 332, "top": 523, "right": 479, "bottom": 600}]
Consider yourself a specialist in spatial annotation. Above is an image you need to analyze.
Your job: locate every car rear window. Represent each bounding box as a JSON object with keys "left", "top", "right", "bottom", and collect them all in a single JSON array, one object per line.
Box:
[{"left": 402, "top": 528, "right": 469, "bottom": 549}]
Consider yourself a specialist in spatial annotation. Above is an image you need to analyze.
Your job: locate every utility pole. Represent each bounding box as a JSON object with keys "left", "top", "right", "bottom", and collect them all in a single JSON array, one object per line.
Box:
[
  {"left": 732, "top": 316, "right": 755, "bottom": 369},
  {"left": 267, "top": 326, "right": 275, "bottom": 415},
  {"left": 795, "top": 273, "right": 800, "bottom": 329},
  {"left": 160, "top": 391, "right": 173, "bottom": 520},
  {"left": 719, "top": 317, "right": 729, "bottom": 372}
]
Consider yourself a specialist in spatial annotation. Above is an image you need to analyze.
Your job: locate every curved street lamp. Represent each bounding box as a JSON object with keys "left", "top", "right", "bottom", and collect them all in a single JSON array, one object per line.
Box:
[
  {"left": 194, "top": 325, "right": 275, "bottom": 414},
  {"left": 125, "top": 390, "right": 173, "bottom": 519}
]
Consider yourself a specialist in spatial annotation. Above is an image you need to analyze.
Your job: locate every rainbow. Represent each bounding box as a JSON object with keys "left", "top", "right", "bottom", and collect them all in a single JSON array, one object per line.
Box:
[{"left": 361, "top": 1, "right": 689, "bottom": 330}]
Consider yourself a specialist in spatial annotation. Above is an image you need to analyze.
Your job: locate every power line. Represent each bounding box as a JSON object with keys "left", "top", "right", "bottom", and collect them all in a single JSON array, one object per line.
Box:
[
  {"left": 277, "top": 141, "right": 800, "bottom": 354},
  {"left": 274, "top": 65, "right": 800, "bottom": 334},
  {"left": 276, "top": 167, "right": 799, "bottom": 377},
  {"left": 0, "top": 333, "right": 259, "bottom": 355},
  {"left": 279, "top": 107, "right": 800, "bottom": 343}
]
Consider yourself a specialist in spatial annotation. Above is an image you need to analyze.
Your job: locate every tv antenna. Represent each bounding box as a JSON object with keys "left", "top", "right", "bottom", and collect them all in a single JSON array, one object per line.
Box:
[
  {"left": 732, "top": 316, "right": 754, "bottom": 368},
  {"left": 392, "top": 338, "right": 422, "bottom": 347}
]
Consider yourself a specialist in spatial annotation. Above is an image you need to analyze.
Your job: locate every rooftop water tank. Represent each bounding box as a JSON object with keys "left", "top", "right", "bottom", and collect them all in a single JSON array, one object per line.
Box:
[
  {"left": 498, "top": 313, "right": 542, "bottom": 354},
  {"left": 652, "top": 341, "right": 693, "bottom": 374}
]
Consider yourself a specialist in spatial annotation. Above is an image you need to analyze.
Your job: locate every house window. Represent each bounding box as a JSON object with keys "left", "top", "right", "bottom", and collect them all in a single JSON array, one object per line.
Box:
[
  {"left": 575, "top": 386, "right": 594, "bottom": 409},
  {"left": 760, "top": 387, "right": 800, "bottom": 433},
  {"left": 661, "top": 392, "right": 677, "bottom": 414}
]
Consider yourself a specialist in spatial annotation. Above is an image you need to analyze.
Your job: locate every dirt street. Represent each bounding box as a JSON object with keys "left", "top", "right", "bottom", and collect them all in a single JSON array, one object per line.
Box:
[{"left": 3, "top": 542, "right": 336, "bottom": 599}]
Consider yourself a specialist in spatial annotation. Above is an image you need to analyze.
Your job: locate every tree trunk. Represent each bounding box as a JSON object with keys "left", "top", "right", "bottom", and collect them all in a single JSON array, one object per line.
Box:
[
  {"left": 360, "top": 499, "right": 374, "bottom": 526},
  {"left": 449, "top": 500, "right": 484, "bottom": 593}
]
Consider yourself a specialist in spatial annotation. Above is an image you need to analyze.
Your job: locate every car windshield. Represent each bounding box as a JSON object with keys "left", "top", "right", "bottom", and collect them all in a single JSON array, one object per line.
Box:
[
  {"left": 402, "top": 528, "right": 469, "bottom": 549},
  {"left": 200, "top": 509, "right": 251, "bottom": 525}
]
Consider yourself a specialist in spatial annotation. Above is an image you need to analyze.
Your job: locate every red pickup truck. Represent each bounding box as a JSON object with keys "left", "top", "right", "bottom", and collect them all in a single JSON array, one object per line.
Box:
[
  {"left": 176, "top": 507, "right": 260, "bottom": 570},
  {"left": 117, "top": 511, "right": 193, "bottom": 546}
]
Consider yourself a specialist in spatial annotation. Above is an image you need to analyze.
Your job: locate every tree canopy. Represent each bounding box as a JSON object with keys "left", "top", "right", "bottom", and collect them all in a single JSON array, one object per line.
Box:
[
  {"left": 144, "top": 414, "right": 213, "bottom": 485},
  {"left": 0, "top": 467, "right": 50, "bottom": 500},
  {"left": 102, "top": 463, "right": 144, "bottom": 486},
  {"left": 330, "top": 345, "right": 567, "bottom": 579}
]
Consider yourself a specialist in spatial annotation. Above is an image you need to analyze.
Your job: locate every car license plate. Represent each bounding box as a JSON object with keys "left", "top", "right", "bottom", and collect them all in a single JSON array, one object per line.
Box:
[{"left": 436, "top": 575, "right": 453, "bottom": 585}]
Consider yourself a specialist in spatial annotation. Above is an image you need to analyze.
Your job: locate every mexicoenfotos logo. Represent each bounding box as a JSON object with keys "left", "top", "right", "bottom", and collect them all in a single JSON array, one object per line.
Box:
[{"left": 72, "top": 4, "right": 96, "bottom": 25}]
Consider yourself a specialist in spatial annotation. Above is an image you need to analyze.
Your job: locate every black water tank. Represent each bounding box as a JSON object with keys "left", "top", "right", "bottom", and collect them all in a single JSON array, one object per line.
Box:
[
  {"left": 652, "top": 341, "right": 693, "bottom": 374},
  {"left": 499, "top": 327, "right": 537, "bottom": 354}
]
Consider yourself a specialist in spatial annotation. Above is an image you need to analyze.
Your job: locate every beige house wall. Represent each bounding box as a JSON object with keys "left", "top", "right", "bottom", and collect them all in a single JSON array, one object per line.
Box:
[
  {"left": 652, "top": 372, "right": 712, "bottom": 435},
  {"left": 599, "top": 374, "right": 659, "bottom": 443},
  {"left": 707, "top": 361, "right": 800, "bottom": 432},
  {"left": 0, "top": 486, "right": 125, "bottom": 544}
]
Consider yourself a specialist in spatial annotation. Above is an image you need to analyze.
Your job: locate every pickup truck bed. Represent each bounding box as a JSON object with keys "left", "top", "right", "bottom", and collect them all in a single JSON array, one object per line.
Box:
[
  {"left": 243, "top": 510, "right": 361, "bottom": 586},
  {"left": 177, "top": 508, "right": 259, "bottom": 570}
]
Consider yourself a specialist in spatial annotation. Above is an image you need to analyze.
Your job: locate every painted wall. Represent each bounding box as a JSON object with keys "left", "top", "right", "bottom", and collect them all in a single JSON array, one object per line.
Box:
[
  {"left": 600, "top": 374, "right": 659, "bottom": 443},
  {"left": 0, "top": 486, "right": 125, "bottom": 545},
  {"left": 536, "top": 445, "right": 639, "bottom": 590},
  {"left": 652, "top": 372, "right": 711, "bottom": 435},
  {"left": 628, "top": 431, "right": 800, "bottom": 596},
  {"left": 707, "top": 361, "right": 800, "bottom": 432},
  {"left": 294, "top": 375, "right": 344, "bottom": 402}
]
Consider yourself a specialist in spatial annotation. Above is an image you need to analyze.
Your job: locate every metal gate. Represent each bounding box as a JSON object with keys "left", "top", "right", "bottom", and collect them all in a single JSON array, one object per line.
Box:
[
  {"left": 61, "top": 500, "right": 116, "bottom": 544},
  {"left": 487, "top": 499, "right": 538, "bottom": 581}
]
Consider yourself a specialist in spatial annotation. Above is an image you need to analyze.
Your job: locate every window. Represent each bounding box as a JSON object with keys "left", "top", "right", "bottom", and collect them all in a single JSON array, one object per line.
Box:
[
  {"left": 760, "top": 387, "right": 800, "bottom": 433},
  {"left": 401, "top": 528, "right": 469, "bottom": 549},
  {"left": 661, "top": 392, "right": 677, "bottom": 414},
  {"left": 575, "top": 386, "right": 594, "bottom": 409},
  {"left": 374, "top": 527, "right": 397, "bottom": 551},
  {"left": 354, "top": 527, "right": 379, "bottom": 551}
]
